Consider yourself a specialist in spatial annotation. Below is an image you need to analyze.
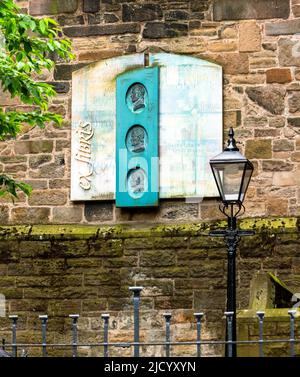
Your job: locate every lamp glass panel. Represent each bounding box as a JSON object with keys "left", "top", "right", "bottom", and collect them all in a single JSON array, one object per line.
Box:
[
  {"left": 239, "top": 163, "right": 253, "bottom": 202},
  {"left": 212, "top": 162, "right": 246, "bottom": 203}
]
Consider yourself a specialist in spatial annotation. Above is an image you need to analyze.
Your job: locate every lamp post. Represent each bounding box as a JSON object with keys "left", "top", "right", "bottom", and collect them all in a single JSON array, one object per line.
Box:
[{"left": 209, "top": 127, "right": 255, "bottom": 357}]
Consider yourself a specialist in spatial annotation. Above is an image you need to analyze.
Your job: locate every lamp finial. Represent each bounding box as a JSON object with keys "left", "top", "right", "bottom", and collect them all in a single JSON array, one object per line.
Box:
[{"left": 225, "top": 127, "right": 239, "bottom": 152}]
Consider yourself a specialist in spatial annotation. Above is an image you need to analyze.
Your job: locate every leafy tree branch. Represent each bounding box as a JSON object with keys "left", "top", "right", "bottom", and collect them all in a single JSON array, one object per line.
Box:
[{"left": 0, "top": 0, "right": 74, "bottom": 199}]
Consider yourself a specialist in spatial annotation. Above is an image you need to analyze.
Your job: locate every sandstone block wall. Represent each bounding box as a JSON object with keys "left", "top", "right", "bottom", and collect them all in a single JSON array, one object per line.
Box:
[
  {"left": 0, "top": 218, "right": 298, "bottom": 356},
  {"left": 0, "top": 0, "right": 297, "bottom": 224}
]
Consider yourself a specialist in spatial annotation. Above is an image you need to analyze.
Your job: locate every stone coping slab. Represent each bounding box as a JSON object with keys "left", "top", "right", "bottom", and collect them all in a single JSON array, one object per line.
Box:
[
  {"left": 237, "top": 308, "right": 300, "bottom": 322},
  {"left": 0, "top": 217, "right": 297, "bottom": 240}
]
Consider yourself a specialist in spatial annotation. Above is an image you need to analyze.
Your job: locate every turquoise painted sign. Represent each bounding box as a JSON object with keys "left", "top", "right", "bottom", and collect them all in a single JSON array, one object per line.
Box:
[{"left": 116, "top": 67, "right": 159, "bottom": 207}]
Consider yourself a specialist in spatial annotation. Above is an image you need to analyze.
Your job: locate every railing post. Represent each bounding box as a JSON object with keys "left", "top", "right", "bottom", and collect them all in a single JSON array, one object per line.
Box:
[
  {"left": 129, "top": 286, "right": 143, "bottom": 357},
  {"left": 256, "top": 311, "right": 265, "bottom": 358},
  {"left": 194, "top": 312, "right": 204, "bottom": 357},
  {"left": 9, "top": 315, "right": 18, "bottom": 357},
  {"left": 39, "top": 315, "right": 48, "bottom": 357},
  {"left": 288, "top": 310, "right": 296, "bottom": 358},
  {"left": 225, "top": 312, "right": 234, "bottom": 357},
  {"left": 69, "top": 314, "right": 79, "bottom": 357},
  {"left": 163, "top": 313, "right": 172, "bottom": 357},
  {"left": 102, "top": 314, "right": 110, "bottom": 357}
]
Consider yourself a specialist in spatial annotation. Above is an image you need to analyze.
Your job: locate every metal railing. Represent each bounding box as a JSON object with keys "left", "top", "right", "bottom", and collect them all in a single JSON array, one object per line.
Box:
[{"left": 0, "top": 287, "right": 299, "bottom": 357}]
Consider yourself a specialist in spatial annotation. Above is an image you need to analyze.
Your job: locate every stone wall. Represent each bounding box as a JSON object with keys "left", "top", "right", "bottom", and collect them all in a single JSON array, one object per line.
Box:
[
  {"left": 0, "top": 218, "right": 299, "bottom": 356},
  {"left": 0, "top": 0, "right": 298, "bottom": 224}
]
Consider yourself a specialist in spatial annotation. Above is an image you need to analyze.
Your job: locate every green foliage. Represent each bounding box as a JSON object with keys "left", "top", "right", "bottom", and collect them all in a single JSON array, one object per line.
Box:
[{"left": 0, "top": 0, "right": 74, "bottom": 199}]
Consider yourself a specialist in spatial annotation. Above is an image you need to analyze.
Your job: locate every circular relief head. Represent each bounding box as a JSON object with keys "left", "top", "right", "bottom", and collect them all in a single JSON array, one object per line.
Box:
[
  {"left": 127, "top": 168, "right": 147, "bottom": 199},
  {"left": 126, "top": 83, "right": 147, "bottom": 113},
  {"left": 126, "top": 125, "right": 148, "bottom": 153}
]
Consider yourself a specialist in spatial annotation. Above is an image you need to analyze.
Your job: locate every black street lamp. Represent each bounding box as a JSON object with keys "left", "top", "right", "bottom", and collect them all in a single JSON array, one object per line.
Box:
[{"left": 209, "top": 128, "right": 255, "bottom": 357}]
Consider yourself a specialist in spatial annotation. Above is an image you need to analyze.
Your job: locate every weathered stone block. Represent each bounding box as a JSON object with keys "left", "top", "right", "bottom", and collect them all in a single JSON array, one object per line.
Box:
[
  {"left": 165, "top": 10, "right": 189, "bottom": 21},
  {"left": 84, "top": 271, "right": 120, "bottom": 286},
  {"left": 194, "top": 290, "right": 226, "bottom": 309},
  {"left": 177, "top": 249, "right": 208, "bottom": 265},
  {"left": 78, "top": 49, "right": 121, "bottom": 62},
  {"left": 269, "top": 117, "right": 286, "bottom": 128},
  {"left": 48, "top": 81, "right": 70, "bottom": 94},
  {"left": 89, "top": 239, "right": 123, "bottom": 257},
  {"left": 262, "top": 42, "right": 277, "bottom": 51},
  {"left": 140, "top": 250, "right": 175, "bottom": 267},
  {"left": 0, "top": 156, "right": 27, "bottom": 164},
  {"left": 0, "top": 288, "right": 23, "bottom": 299},
  {"left": 239, "top": 22, "right": 261, "bottom": 52},
  {"left": 50, "top": 240, "right": 89, "bottom": 258},
  {"left": 190, "top": 236, "right": 224, "bottom": 249},
  {"left": 208, "top": 40, "right": 237, "bottom": 52},
  {"left": 19, "top": 240, "right": 51, "bottom": 258},
  {"left": 84, "top": 202, "right": 113, "bottom": 222},
  {"left": 266, "top": 20, "right": 300, "bottom": 36},
  {"left": 224, "top": 110, "right": 242, "bottom": 128},
  {"left": 159, "top": 202, "right": 198, "bottom": 220},
  {"left": 15, "top": 140, "right": 53, "bottom": 154},
  {"left": 54, "top": 63, "right": 88, "bottom": 81},
  {"left": 28, "top": 190, "right": 67, "bottom": 206},
  {"left": 31, "top": 156, "right": 65, "bottom": 179},
  {"left": 273, "top": 171, "right": 299, "bottom": 186},
  {"left": 244, "top": 116, "right": 268, "bottom": 128},
  {"left": 213, "top": 53, "right": 249, "bottom": 74},
  {"left": 10, "top": 299, "right": 47, "bottom": 312},
  {"left": 152, "top": 267, "right": 190, "bottom": 278},
  {"left": 245, "top": 139, "right": 272, "bottom": 159},
  {"left": 154, "top": 296, "right": 193, "bottom": 310},
  {"left": 246, "top": 86, "right": 286, "bottom": 115},
  {"left": 136, "top": 279, "right": 174, "bottom": 296},
  {"left": 190, "top": 260, "right": 224, "bottom": 278},
  {"left": 262, "top": 160, "right": 293, "bottom": 171},
  {"left": 87, "top": 14, "right": 101, "bottom": 24},
  {"left": 0, "top": 206, "right": 9, "bottom": 224},
  {"left": 279, "top": 39, "right": 300, "bottom": 67},
  {"left": 29, "top": 154, "right": 52, "bottom": 169},
  {"left": 290, "top": 151, "right": 300, "bottom": 163},
  {"left": 288, "top": 118, "right": 300, "bottom": 127},
  {"left": 53, "top": 207, "right": 83, "bottom": 223},
  {"left": 213, "top": 0, "right": 290, "bottom": 20},
  {"left": 0, "top": 85, "right": 20, "bottom": 106},
  {"left": 4, "top": 163, "right": 27, "bottom": 174},
  {"left": 122, "top": 3, "right": 162, "bottom": 22},
  {"left": 63, "top": 23, "right": 141, "bottom": 38},
  {"left": 267, "top": 198, "right": 289, "bottom": 216},
  {"left": 11, "top": 207, "right": 50, "bottom": 224},
  {"left": 266, "top": 68, "right": 292, "bottom": 84},
  {"left": 200, "top": 201, "right": 225, "bottom": 220},
  {"left": 57, "top": 15, "right": 84, "bottom": 26},
  {"left": 82, "top": 298, "right": 107, "bottom": 312},
  {"left": 289, "top": 92, "right": 300, "bottom": 113},
  {"left": 83, "top": 0, "right": 100, "bottom": 13},
  {"left": 250, "top": 56, "right": 277, "bottom": 69},
  {"left": 293, "top": 4, "right": 300, "bottom": 17},
  {"left": 0, "top": 276, "right": 16, "bottom": 287},
  {"left": 124, "top": 238, "right": 154, "bottom": 250},
  {"left": 273, "top": 139, "right": 294, "bottom": 152},
  {"left": 143, "top": 22, "right": 188, "bottom": 39},
  {"left": 29, "top": 0, "right": 78, "bottom": 15},
  {"left": 102, "top": 257, "right": 137, "bottom": 268},
  {"left": 229, "top": 74, "right": 265, "bottom": 85},
  {"left": 104, "top": 14, "right": 119, "bottom": 23}
]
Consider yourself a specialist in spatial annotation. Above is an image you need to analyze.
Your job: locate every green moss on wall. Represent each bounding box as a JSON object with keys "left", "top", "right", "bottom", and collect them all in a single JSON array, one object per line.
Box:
[{"left": 0, "top": 216, "right": 298, "bottom": 240}]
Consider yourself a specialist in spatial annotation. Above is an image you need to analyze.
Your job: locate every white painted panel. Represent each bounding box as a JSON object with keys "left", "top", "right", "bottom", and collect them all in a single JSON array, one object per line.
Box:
[{"left": 71, "top": 53, "right": 222, "bottom": 201}]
